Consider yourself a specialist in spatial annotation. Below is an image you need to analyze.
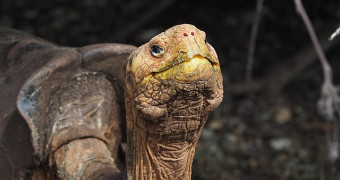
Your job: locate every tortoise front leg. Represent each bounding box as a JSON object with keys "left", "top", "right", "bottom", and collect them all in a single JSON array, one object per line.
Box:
[
  {"left": 53, "top": 138, "right": 120, "bottom": 180},
  {"left": 45, "top": 71, "right": 123, "bottom": 179}
]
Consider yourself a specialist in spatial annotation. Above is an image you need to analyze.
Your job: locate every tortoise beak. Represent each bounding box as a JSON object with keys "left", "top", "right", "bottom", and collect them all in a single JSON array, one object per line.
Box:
[{"left": 186, "top": 40, "right": 219, "bottom": 65}]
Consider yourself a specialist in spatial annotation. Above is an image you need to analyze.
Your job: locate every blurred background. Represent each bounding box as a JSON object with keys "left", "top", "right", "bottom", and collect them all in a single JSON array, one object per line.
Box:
[{"left": 1, "top": 0, "right": 340, "bottom": 179}]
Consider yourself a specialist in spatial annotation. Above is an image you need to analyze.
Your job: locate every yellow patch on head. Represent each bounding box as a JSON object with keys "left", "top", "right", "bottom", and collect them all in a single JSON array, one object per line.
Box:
[{"left": 153, "top": 55, "right": 216, "bottom": 82}]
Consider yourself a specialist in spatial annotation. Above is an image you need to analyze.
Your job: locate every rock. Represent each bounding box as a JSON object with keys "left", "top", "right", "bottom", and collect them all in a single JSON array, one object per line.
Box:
[
  {"left": 270, "top": 138, "right": 292, "bottom": 151},
  {"left": 275, "top": 106, "right": 292, "bottom": 124},
  {"left": 208, "top": 118, "right": 226, "bottom": 130}
]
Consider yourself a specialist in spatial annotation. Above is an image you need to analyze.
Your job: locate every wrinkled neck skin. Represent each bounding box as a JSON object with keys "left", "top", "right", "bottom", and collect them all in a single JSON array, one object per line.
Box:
[
  {"left": 125, "top": 96, "right": 208, "bottom": 180},
  {"left": 125, "top": 77, "right": 223, "bottom": 180}
]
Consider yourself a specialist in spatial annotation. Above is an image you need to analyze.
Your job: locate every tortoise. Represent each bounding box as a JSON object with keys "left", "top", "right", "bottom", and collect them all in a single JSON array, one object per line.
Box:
[{"left": 0, "top": 24, "right": 223, "bottom": 180}]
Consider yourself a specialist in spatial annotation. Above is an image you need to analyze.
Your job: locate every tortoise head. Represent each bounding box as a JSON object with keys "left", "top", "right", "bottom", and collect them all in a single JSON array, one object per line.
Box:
[
  {"left": 124, "top": 24, "right": 223, "bottom": 180},
  {"left": 125, "top": 24, "right": 222, "bottom": 118},
  {"left": 126, "top": 24, "right": 219, "bottom": 83}
]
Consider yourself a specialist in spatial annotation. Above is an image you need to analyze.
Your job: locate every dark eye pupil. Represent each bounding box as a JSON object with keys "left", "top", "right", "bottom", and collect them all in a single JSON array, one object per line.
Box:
[{"left": 151, "top": 45, "right": 163, "bottom": 54}]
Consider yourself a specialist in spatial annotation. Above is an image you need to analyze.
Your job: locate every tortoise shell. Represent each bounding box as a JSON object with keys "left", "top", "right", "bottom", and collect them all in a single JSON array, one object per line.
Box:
[{"left": 0, "top": 26, "right": 135, "bottom": 179}]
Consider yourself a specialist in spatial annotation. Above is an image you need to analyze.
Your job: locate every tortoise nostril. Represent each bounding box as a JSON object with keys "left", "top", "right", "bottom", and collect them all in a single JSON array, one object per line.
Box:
[
  {"left": 183, "top": 33, "right": 188, "bottom": 36},
  {"left": 191, "top": 32, "right": 194, "bottom": 36}
]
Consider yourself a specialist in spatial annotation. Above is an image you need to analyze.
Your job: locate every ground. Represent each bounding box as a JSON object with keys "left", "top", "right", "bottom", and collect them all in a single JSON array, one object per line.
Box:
[{"left": 1, "top": 0, "right": 340, "bottom": 179}]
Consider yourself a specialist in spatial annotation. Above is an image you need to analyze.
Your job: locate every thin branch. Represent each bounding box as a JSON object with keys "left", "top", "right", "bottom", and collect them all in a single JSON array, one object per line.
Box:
[
  {"left": 246, "top": 0, "right": 264, "bottom": 82},
  {"left": 325, "top": 124, "right": 339, "bottom": 161},
  {"left": 226, "top": 31, "right": 339, "bottom": 95},
  {"left": 112, "top": 0, "right": 175, "bottom": 42},
  {"left": 294, "top": 0, "right": 340, "bottom": 161},
  {"left": 294, "top": 0, "right": 340, "bottom": 120},
  {"left": 293, "top": 0, "right": 332, "bottom": 83},
  {"left": 329, "top": 26, "right": 340, "bottom": 41}
]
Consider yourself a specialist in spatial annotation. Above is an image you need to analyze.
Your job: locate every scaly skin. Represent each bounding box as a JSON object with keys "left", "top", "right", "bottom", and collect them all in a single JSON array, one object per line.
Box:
[{"left": 124, "top": 24, "right": 223, "bottom": 180}]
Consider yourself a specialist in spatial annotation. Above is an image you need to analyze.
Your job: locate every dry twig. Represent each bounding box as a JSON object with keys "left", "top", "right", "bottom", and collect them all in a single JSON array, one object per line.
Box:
[
  {"left": 226, "top": 32, "right": 339, "bottom": 95},
  {"left": 294, "top": 0, "right": 340, "bottom": 161},
  {"left": 246, "top": 0, "right": 264, "bottom": 82},
  {"left": 113, "top": 0, "right": 175, "bottom": 42},
  {"left": 329, "top": 26, "right": 340, "bottom": 41}
]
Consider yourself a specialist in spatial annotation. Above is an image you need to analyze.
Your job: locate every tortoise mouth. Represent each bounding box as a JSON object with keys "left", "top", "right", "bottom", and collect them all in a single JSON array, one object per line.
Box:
[
  {"left": 149, "top": 55, "right": 219, "bottom": 83},
  {"left": 152, "top": 54, "right": 219, "bottom": 75}
]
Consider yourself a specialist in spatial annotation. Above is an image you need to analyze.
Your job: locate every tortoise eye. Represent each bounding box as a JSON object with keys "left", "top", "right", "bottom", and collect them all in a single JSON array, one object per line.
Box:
[{"left": 150, "top": 45, "right": 164, "bottom": 58}]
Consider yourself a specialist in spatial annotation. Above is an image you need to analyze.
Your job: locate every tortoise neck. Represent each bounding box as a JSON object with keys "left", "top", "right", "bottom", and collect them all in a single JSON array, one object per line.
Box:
[
  {"left": 129, "top": 126, "right": 196, "bottom": 180},
  {"left": 125, "top": 99, "right": 208, "bottom": 180}
]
